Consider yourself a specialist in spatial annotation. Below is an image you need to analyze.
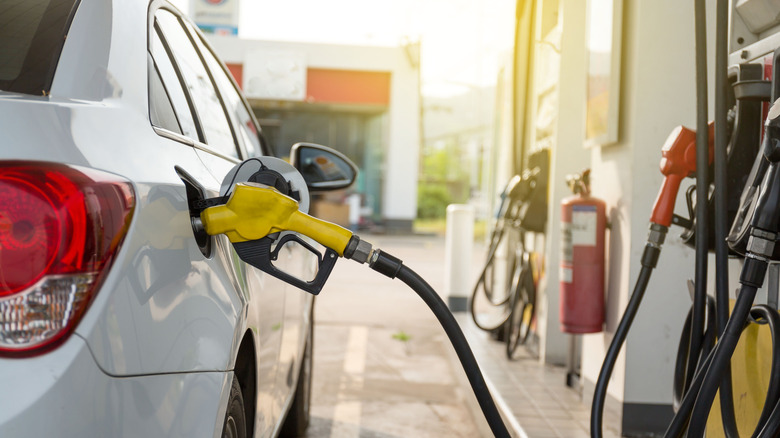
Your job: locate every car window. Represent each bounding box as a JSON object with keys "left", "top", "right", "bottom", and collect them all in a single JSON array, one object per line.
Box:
[
  {"left": 155, "top": 10, "right": 238, "bottom": 159},
  {"left": 185, "top": 22, "right": 263, "bottom": 158},
  {"left": 0, "top": 0, "right": 78, "bottom": 96},
  {"left": 148, "top": 53, "right": 182, "bottom": 135},
  {"left": 150, "top": 24, "right": 198, "bottom": 139}
]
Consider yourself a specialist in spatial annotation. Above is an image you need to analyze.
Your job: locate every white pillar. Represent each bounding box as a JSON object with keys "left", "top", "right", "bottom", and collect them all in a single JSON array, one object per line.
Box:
[
  {"left": 445, "top": 204, "right": 475, "bottom": 311},
  {"left": 347, "top": 193, "right": 361, "bottom": 231}
]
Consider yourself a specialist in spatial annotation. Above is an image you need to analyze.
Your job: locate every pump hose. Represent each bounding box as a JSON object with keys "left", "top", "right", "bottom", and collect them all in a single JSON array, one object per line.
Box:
[
  {"left": 670, "top": 304, "right": 780, "bottom": 437},
  {"left": 757, "top": 320, "right": 780, "bottom": 438},
  {"left": 688, "top": 0, "right": 711, "bottom": 407},
  {"left": 691, "top": 304, "right": 780, "bottom": 437},
  {"left": 749, "top": 305, "right": 780, "bottom": 436},
  {"left": 664, "top": 339, "right": 719, "bottom": 437},
  {"left": 672, "top": 0, "right": 745, "bottom": 434},
  {"left": 367, "top": 249, "right": 511, "bottom": 438},
  {"left": 664, "top": 297, "right": 780, "bottom": 438},
  {"left": 673, "top": 297, "right": 717, "bottom": 411},
  {"left": 470, "top": 182, "right": 524, "bottom": 332},
  {"left": 591, "top": 242, "right": 661, "bottom": 438},
  {"left": 667, "top": 282, "right": 759, "bottom": 437},
  {"left": 711, "top": 0, "right": 741, "bottom": 434}
]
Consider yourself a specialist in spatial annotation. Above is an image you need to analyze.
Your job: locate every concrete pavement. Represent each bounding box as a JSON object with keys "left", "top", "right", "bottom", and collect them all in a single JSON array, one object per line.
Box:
[
  {"left": 302, "top": 232, "right": 620, "bottom": 438},
  {"left": 304, "top": 233, "right": 488, "bottom": 438}
]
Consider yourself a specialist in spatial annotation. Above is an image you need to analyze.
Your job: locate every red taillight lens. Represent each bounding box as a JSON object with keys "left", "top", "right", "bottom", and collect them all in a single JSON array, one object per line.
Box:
[
  {"left": 0, "top": 177, "right": 61, "bottom": 293},
  {"left": 0, "top": 162, "right": 135, "bottom": 357}
]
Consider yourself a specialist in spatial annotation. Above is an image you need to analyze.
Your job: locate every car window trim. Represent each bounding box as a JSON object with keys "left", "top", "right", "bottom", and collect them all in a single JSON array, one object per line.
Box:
[
  {"left": 147, "top": 52, "right": 183, "bottom": 134},
  {"left": 183, "top": 26, "right": 250, "bottom": 159},
  {"left": 192, "top": 141, "right": 241, "bottom": 164},
  {"left": 152, "top": 8, "right": 243, "bottom": 161},
  {"left": 152, "top": 126, "right": 241, "bottom": 164},
  {"left": 148, "top": 1, "right": 271, "bottom": 161},
  {"left": 152, "top": 20, "right": 206, "bottom": 144},
  {"left": 176, "top": 16, "right": 244, "bottom": 160},
  {"left": 185, "top": 25, "right": 271, "bottom": 157},
  {"left": 152, "top": 126, "right": 193, "bottom": 146}
]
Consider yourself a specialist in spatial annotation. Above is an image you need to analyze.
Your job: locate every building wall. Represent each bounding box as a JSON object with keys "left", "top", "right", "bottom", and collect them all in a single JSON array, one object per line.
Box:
[
  {"left": 528, "top": 0, "right": 587, "bottom": 368},
  {"left": 206, "top": 36, "right": 420, "bottom": 229}
]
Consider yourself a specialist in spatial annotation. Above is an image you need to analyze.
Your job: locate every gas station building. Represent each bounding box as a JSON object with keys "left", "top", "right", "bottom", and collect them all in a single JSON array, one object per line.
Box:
[{"left": 207, "top": 36, "right": 421, "bottom": 232}]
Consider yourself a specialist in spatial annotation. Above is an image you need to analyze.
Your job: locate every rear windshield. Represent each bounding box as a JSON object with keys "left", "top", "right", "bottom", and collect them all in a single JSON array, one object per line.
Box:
[{"left": 0, "top": 0, "right": 79, "bottom": 95}]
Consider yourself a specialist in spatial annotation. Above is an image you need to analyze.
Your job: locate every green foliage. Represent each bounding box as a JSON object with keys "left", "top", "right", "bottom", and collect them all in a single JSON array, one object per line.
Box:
[
  {"left": 392, "top": 330, "right": 412, "bottom": 342},
  {"left": 417, "top": 141, "right": 473, "bottom": 219},
  {"left": 417, "top": 184, "right": 452, "bottom": 219},
  {"left": 422, "top": 143, "right": 469, "bottom": 182}
]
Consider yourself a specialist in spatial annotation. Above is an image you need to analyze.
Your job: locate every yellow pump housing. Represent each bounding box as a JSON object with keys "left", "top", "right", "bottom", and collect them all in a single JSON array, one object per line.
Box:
[{"left": 200, "top": 182, "right": 354, "bottom": 256}]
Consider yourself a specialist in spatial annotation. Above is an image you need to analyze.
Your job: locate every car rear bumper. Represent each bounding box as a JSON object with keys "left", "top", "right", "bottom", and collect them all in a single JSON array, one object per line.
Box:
[{"left": 0, "top": 334, "right": 230, "bottom": 437}]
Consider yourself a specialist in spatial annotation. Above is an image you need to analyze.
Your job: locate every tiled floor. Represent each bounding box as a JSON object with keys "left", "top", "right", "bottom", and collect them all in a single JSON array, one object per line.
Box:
[{"left": 455, "top": 314, "right": 622, "bottom": 438}]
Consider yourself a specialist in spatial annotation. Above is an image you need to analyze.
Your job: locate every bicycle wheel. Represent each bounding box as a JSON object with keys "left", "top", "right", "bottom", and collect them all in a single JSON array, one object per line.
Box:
[{"left": 506, "top": 255, "right": 536, "bottom": 359}]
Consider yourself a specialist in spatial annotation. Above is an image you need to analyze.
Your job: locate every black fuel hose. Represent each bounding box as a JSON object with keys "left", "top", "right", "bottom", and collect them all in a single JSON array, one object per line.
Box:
[
  {"left": 664, "top": 342, "right": 719, "bottom": 437},
  {"left": 758, "top": 324, "right": 780, "bottom": 438},
  {"left": 750, "top": 305, "right": 780, "bottom": 436},
  {"left": 673, "top": 297, "right": 716, "bottom": 411},
  {"left": 470, "top": 222, "right": 514, "bottom": 331},
  {"left": 688, "top": 0, "right": 711, "bottom": 397},
  {"left": 683, "top": 122, "right": 780, "bottom": 435},
  {"left": 666, "top": 298, "right": 780, "bottom": 438},
  {"left": 367, "top": 249, "right": 511, "bottom": 438},
  {"left": 759, "top": 401, "right": 780, "bottom": 437},
  {"left": 591, "top": 240, "right": 662, "bottom": 438},
  {"left": 685, "top": 282, "right": 760, "bottom": 437},
  {"left": 470, "top": 179, "right": 525, "bottom": 332},
  {"left": 713, "top": 0, "right": 740, "bottom": 434}
]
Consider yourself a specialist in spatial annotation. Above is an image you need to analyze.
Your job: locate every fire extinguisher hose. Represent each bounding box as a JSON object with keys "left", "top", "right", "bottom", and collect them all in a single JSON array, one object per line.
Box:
[{"left": 591, "top": 233, "right": 664, "bottom": 438}]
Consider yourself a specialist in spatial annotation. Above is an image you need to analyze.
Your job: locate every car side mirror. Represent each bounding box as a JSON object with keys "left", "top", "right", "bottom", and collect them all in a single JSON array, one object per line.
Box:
[{"left": 290, "top": 143, "right": 358, "bottom": 192}]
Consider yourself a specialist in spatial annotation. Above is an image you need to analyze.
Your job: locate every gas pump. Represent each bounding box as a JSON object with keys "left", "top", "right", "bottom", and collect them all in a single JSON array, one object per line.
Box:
[{"left": 592, "top": 1, "right": 780, "bottom": 437}]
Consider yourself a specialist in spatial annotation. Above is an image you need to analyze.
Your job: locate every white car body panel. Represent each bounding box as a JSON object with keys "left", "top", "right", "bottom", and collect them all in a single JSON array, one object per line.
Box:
[
  {"left": 1, "top": 335, "right": 229, "bottom": 437},
  {"left": 0, "top": 0, "right": 314, "bottom": 436}
]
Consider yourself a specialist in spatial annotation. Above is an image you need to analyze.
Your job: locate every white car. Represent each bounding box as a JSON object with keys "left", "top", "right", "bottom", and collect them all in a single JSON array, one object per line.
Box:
[{"left": 0, "top": 1, "right": 351, "bottom": 437}]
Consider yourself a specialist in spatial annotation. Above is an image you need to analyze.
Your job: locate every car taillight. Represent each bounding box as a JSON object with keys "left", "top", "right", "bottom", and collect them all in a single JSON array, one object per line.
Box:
[{"left": 0, "top": 161, "right": 135, "bottom": 357}]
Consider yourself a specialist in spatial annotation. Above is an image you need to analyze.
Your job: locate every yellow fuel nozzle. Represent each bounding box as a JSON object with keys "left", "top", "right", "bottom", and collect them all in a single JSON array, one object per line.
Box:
[{"left": 200, "top": 182, "right": 354, "bottom": 256}]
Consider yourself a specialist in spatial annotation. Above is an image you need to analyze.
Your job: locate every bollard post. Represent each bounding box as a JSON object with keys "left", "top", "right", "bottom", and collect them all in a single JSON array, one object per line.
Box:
[
  {"left": 347, "top": 193, "right": 361, "bottom": 231},
  {"left": 445, "top": 204, "right": 475, "bottom": 312}
]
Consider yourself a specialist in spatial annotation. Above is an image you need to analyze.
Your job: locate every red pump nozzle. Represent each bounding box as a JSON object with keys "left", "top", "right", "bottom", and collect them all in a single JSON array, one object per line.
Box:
[{"left": 650, "top": 122, "right": 714, "bottom": 227}]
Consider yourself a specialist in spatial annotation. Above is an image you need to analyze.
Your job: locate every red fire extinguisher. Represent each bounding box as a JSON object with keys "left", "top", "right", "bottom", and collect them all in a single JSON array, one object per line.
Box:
[{"left": 560, "top": 169, "right": 607, "bottom": 333}]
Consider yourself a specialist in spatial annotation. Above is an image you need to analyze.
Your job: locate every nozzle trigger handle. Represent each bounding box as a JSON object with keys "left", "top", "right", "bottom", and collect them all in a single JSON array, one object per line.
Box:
[
  {"left": 233, "top": 234, "right": 338, "bottom": 295},
  {"left": 651, "top": 174, "right": 684, "bottom": 227},
  {"left": 650, "top": 125, "right": 700, "bottom": 227}
]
